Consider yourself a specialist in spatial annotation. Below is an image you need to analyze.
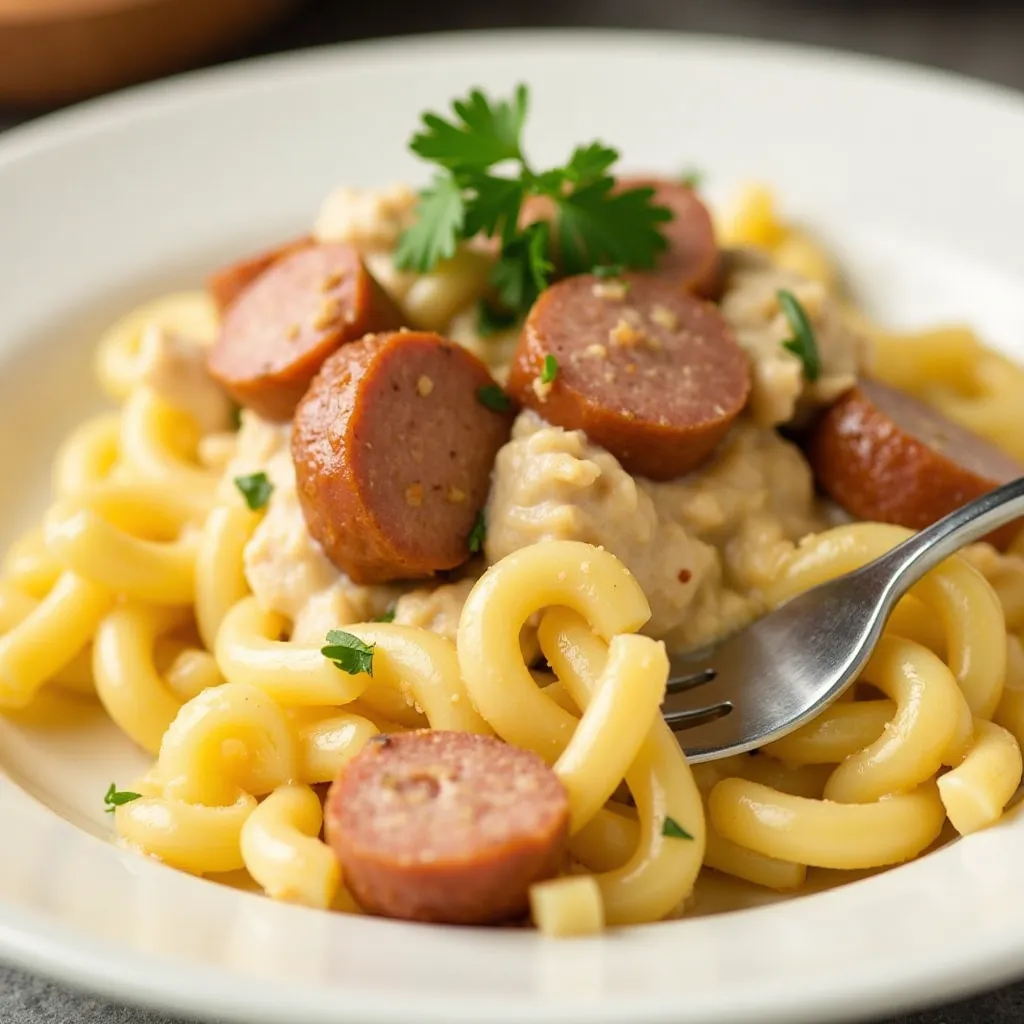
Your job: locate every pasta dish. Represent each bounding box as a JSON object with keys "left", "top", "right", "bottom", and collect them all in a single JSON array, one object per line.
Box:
[{"left": 2, "top": 85, "right": 1023, "bottom": 937}]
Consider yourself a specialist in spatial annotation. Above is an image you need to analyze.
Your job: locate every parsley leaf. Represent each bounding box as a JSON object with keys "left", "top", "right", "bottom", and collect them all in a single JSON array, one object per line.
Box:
[
  {"left": 557, "top": 179, "right": 671, "bottom": 276},
  {"left": 393, "top": 174, "right": 466, "bottom": 273},
  {"left": 104, "top": 782, "right": 142, "bottom": 813},
  {"left": 563, "top": 141, "right": 619, "bottom": 185},
  {"left": 662, "top": 816, "right": 694, "bottom": 840},
  {"left": 410, "top": 85, "right": 528, "bottom": 171},
  {"left": 541, "top": 354, "right": 559, "bottom": 384},
  {"left": 468, "top": 510, "right": 486, "bottom": 554},
  {"left": 462, "top": 173, "right": 525, "bottom": 244},
  {"left": 476, "top": 299, "right": 519, "bottom": 337},
  {"left": 234, "top": 472, "right": 273, "bottom": 511},
  {"left": 492, "top": 220, "right": 553, "bottom": 314},
  {"left": 592, "top": 263, "right": 626, "bottom": 279},
  {"left": 373, "top": 606, "right": 396, "bottom": 623},
  {"left": 777, "top": 289, "right": 821, "bottom": 382},
  {"left": 321, "top": 630, "right": 375, "bottom": 677},
  {"left": 476, "top": 384, "right": 512, "bottom": 413}
]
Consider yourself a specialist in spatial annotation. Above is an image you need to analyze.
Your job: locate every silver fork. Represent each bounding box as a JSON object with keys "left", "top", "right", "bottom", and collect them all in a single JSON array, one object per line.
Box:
[{"left": 666, "top": 476, "right": 1024, "bottom": 763}]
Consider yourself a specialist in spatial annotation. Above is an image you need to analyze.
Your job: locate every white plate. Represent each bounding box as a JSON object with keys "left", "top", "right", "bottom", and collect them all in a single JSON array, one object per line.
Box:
[{"left": 2, "top": 29, "right": 1024, "bottom": 1024}]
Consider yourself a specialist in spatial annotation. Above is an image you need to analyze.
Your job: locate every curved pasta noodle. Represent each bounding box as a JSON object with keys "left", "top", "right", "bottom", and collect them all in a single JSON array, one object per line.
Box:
[
  {"left": 457, "top": 541, "right": 650, "bottom": 762},
  {"left": 119, "top": 388, "right": 219, "bottom": 507},
  {"left": 822, "top": 636, "right": 971, "bottom": 803},
  {"left": 0, "top": 571, "right": 112, "bottom": 708},
  {"left": 155, "top": 682, "right": 296, "bottom": 806},
  {"left": 772, "top": 523, "right": 1006, "bottom": 718},
  {"left": 288, "top": 707, "right": 379, "bottom": 784},
  {"left": 240, "top": 784, "right": 340, "bottom": 908},
  {"left": 708, "top": 778, "right": 947, "bottom": 869},
  {"left": 95, "top": 291, "right": 218, "bottom": 401},
  {"left": 553, "top": 633, "right": 668, "bottom": 834},
  {"left": 115, "top": 791, "right": 257, "bottom": 875},
  {"left": 540, "top": 608, "right": 705, "bottom": 926},
  {"left": 762, "top": 700, "right": 895, "bottom": 765},
  {"left": 341, "top": 623, "right": 491, "bottom": 734},
  {"left": 44, "top": 481, "right": 203, "bottom": 605},
  {"left": 2, "top": 526, "right": 62, "bottom": 598},
  {"left": 937, "top": 718, "right": 1023, "bottom": 835},
  {"left": 92, "top": 603, "right": 193, "bottom": 753},
  {"left": 195, "top": 504, "right": 260, "bottom": 651},
  {"left": 52, "top": 412, "right": 121, "bottom": 498},
  {"left": 215, "top": 598, "right": 375, "bottom": 707}
]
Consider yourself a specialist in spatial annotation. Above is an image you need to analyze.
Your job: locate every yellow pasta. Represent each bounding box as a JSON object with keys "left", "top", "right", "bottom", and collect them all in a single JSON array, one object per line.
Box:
[
  {"left": 94, "top": 290, "right": 218, "bottom": 401},
  {"left": 5, "top": 184, "right": 1024, "bottom": 939},
  {"left": 92, "top": 604, "right": 193, "bottom": 753},
  {"left": 240, "top": 785, "right": 340, "bottom": 908},
  {"left": 937, "top": 719, "right": 1023, "bottom": 835},
  {"left": 709, "top": 779, "right": 947, "bottom": 870}
]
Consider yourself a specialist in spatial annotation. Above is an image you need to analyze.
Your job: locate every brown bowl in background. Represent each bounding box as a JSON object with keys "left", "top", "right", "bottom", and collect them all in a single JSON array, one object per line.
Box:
[{"left": 0, "top": 0, "right": 305, "bottom": 106}]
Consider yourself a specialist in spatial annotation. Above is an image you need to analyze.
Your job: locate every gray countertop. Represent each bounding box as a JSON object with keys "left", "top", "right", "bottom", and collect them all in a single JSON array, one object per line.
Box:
[{"left": 3, "top": 1, "right": 1024, "bottom": 1021}]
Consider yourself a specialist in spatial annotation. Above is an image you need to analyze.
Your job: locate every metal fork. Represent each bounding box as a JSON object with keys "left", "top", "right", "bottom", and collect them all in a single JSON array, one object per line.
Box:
[{"left": 666, "top": 476, "right": 1024, "bottom": 763}]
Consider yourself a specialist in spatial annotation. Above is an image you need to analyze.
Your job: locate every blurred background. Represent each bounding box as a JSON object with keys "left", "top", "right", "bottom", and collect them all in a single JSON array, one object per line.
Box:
[{"left": 1, "top": 0, "right": 1024, "bottom": 123}]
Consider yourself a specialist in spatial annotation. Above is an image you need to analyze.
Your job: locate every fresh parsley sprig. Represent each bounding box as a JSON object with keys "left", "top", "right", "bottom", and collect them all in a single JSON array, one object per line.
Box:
[{"left": 394, "top": 85, "right": 671, "bottom": 320}]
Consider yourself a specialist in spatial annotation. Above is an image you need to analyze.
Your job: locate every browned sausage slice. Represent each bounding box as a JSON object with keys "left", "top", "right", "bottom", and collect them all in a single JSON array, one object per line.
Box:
[
  {"left": 292, "top": 330, "right": 514, "bottom": 584},
  {"left": 507, "top": 274, "right": 751, "bottom": 480},
  {"left": 206, "top": 235, "right": 313, "bottom": 316},
  {"left": 807, "top": 378, "right": 1024, "bottom": 548},
  {"left": 325, "top": 730, "right": 570, "bottom": 924},
  {"left": 617, "top": 176, "right": 719, "bottom": 297},
  {"left": 207, "top": 243, "right": 403, "bottom": 421}
]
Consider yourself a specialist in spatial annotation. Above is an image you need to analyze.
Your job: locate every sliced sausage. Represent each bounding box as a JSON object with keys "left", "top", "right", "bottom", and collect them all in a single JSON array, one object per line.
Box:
[
  {"left": 207, "top": 243, "right": 403, "bottom": 421},
  {"left": 325, "top": 730, "right": 570, "bottom": 924},
  {"left": 507, "top": 274, "right": 751, "bottom": 480},
  {"left": 807, "top": 378, "right": 1024, "bottom": 548},
  {"left": 617, "top": 176, "right": 719, "bottom": 297},
  {"left": 292, "top": 330, "right": 514, "bottom": 584},
  {"left": 206, "top": 235, "right": 313, "bottom": 316}
]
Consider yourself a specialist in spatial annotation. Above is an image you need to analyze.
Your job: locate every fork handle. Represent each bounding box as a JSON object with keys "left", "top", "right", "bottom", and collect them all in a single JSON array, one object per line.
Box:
[{"left": 865, "top": 476, "right": 1024, "bottom": 605}]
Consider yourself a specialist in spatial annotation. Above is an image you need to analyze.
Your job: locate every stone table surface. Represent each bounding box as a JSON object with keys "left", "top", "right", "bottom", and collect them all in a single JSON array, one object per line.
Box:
[{"left": 2, "top": 0, "right": 1023, "bottom": 1021}]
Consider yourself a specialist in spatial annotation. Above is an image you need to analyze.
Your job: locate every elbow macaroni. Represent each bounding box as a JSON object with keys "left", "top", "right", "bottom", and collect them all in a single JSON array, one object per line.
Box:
[{"left": 3, "top": 191, "right": 1024, "bottom": 936}]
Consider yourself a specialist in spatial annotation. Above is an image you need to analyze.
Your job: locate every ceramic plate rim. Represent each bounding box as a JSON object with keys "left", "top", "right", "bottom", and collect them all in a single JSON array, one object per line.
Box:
[{"left": 3, "top": 28, "right": 1024, "bottom": 1024}]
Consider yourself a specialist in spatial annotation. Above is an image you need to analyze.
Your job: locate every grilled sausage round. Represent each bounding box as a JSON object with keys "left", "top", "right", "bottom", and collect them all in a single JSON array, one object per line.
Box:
[
  {"left": 808, "top": 378, "right": 1024, "bottom": 548},
  {"left": 325, "top": 730, "right": 570, "bottom": 924},
  {"left": 292, "top": 330, "right": 514, "bottom": 584},
  {"left": 617, "top": 176, "right": 719, "bottom": 297},
  {"left": 207, "top": 243, "right": 403, "bottom": 421},
  {"left": 507, "top": 273, "right": 751, "bottom": 480},
  {"left": 206, "top": 235, "right": 313, "bottom": 316}
]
